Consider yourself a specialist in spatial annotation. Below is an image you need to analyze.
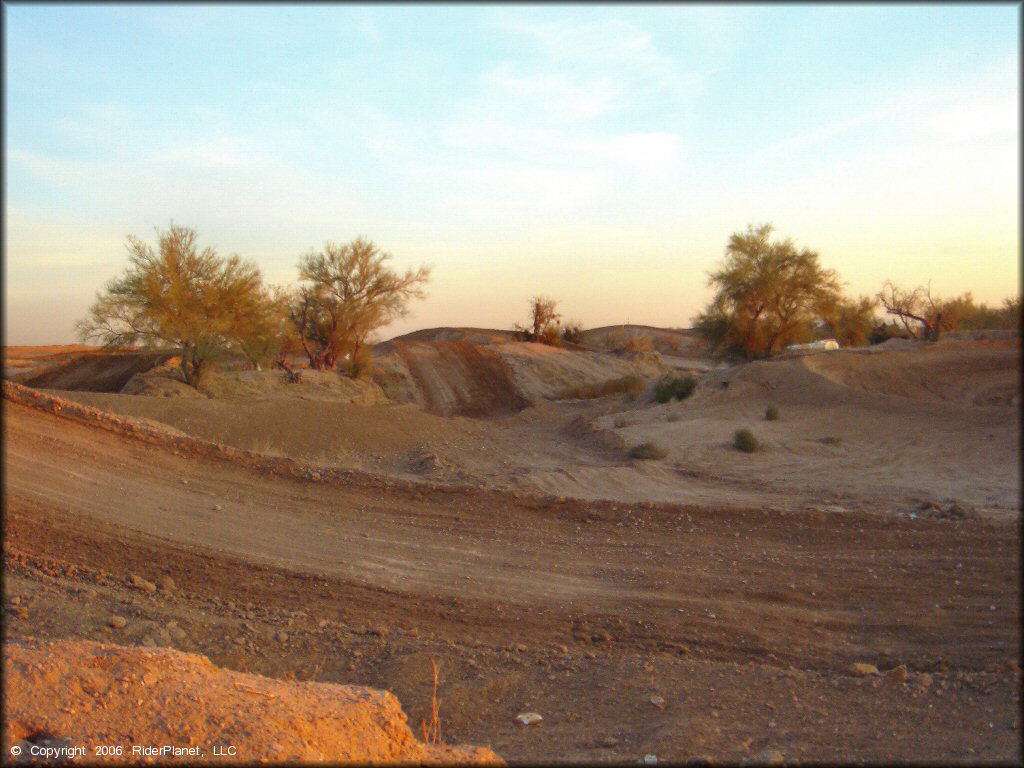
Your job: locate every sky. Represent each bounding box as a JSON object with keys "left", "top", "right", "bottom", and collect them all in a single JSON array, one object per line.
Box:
[{"left": 4, "top": 3, "right": 1019, "bottom": 345}]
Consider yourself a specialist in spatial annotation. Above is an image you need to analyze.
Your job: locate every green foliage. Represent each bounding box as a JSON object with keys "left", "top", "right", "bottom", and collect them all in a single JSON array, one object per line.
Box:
[
  {"left": 693, "top": 223, "right": 843, "bottom": 358},
  {"left": 733, "top": 428, "right": 758, "bottom": 453},
  {"left": 629, "top": 442, "right": 667, "bottom": 460},
  {"left": 76, "top": 223, "right": 271, "bottom": 388},
  {"left": 655, "top": 375, "right": 697, "bottom": 403},
  {"left": 764, "top": 405, "right": 779, "bottom": 421},
  {"left": 291, "top": 237, "right": 430, "bottom": 374}
]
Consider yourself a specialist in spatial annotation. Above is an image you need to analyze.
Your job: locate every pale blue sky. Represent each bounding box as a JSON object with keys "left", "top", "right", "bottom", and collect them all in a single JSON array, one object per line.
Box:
[{"left": 5, "top": 4, "right": 1019, "bottom": 344}]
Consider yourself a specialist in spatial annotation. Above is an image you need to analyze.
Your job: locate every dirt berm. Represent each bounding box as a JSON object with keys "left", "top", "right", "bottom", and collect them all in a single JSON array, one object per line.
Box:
[
  {"left": 22, "top": 350, "right": 174, "bottom": 393},
  {"left": 3, "top": 638, "right": 500, "bottom": 764}
]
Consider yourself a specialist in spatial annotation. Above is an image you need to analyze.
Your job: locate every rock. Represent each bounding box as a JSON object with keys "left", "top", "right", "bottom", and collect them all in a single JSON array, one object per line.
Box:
[
  {"left": 129, "top": 574, "right": 157, "bottom": 593},
  {"left": 885, "top": 664, "right": 908, "bottom": 684},
  {"left": 515, "top": 712, "right": 542, "bottom": 726},
  {"left": 108, "top": 615, "right": 127, "bottom": 629},
  {"left": 601, "top": 736, "right": 619, "bottom": 748},
  {"left": 158, "top": 576, "right": 176, "bottom": 592},
  {"left": 214, "top": 504, "right": 222, "bottom": 512},
  {"left": 644, "top": 755, "right": 659, "bottom": 765},
  {"left": 850, "top": 662, "right": 880, "bottom": 677},
  {"left": 515, "top": 643, "right": 527, "bottom": 652},
  {"left": 650, "top": 695, "right": 666, "bottom": 709},
  {"left": 276, "top": 631, "right": 289, "bottom": 643},
  {"left": 142, "top": 635, "right": 156, "bottom": 648},
  {"left": 83, "top": 588, "right": 98, "bottom": 600},
  {"left": 915, "top": 673, "right": 933, "bottom": 689},
  {"left": 11, "top": 596, "right": 21, "bottom": 606}
]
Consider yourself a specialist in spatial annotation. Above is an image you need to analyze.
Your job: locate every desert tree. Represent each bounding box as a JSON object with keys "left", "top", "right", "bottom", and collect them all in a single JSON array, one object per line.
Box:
[
  {"left": 516, "top": 295, "right": 562, "bottom": 345},
  {"left": 876, "top": 280, "right": 950, "bottom": 340},
  {"left": 76, "top": 223, "right": 270, "bottom": 387},
  {"left": 234, "top": 284, "right": 293, "bottom": 371},
  {"left": 817, "top": 295, "right": 878, "bottom": 348},
  {"left": 693, "top": 224, "right": 842, "bottom": 358},
  {"left": 291, "top": 237, "right": 430, "bottom": 376}
]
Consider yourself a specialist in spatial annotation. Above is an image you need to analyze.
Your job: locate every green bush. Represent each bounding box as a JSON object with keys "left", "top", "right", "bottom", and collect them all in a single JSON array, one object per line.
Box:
[
  {"left": 764, "top": 405, "right": 779, "bottom": 421},
  {"left": 655, "top": 375, "right": 697, "bottom": 404},
  {"left": 629, "top": 442, "right": 667, "bottom": 460},
  {"left": 733, "top": 428, "right": 757, "bottom": 453}
]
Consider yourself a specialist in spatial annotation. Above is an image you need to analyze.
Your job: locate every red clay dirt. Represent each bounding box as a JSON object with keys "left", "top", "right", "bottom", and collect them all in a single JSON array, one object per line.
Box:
[{"left": 4, "top": 638, "right": 499, "bottom": 764}]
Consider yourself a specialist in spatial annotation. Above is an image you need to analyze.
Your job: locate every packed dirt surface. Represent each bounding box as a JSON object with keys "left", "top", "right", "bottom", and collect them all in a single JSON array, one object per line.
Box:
[
  {"left": 3, "top": 369, "right": 1021, "bottom": 764},
  {"left": 4, "top": 638, "right": 499, "bottom": 764}
]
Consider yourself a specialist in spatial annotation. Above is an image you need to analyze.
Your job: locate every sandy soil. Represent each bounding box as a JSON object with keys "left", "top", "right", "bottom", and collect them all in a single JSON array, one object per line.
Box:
[
  {"left": 43, "top": 338, "right": 1021, "bottom": 518},
  {"left": 3, "top": 379, "right": 1021, "bottom": 763}
]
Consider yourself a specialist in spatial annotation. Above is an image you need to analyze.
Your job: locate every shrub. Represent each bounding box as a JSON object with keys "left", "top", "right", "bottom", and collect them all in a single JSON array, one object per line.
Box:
[
  {"left": 558, "top": 374, "right": 644, "bottom": 400},
  {"left": 613, "top": 416, "right": 628, "bottom": 429},
  {"left": 562, "top": 320, "right": 584, "bottom": 345},
  {"left": 655, "top": 375, "right": 697, "bottom": 403},
  {"left": 629, "top": 442, "right": 667, "bottom": 460},
  {"left": 733, "top": 428, "right": 757, "bottom": 453},
  {"left": 764, "top": 405, "right": 779, "bottom": 421},
  {"left": 667, "top": 413, "right": 681, "bottom": 423},
  {"left": 671, "top": 375, "right": 696, "bottom": 400},
  {"left": 617, "top": 334, "right": 653, "bottom": 353}
]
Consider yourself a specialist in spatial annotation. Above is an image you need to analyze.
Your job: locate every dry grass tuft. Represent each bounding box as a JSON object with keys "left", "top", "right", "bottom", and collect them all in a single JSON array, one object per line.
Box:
[
  {"left": 557, "top": 375, "right": 644, "bottom": 400},
  {"left": 419, "top": 658, "right": 442, "bottom": 745}
]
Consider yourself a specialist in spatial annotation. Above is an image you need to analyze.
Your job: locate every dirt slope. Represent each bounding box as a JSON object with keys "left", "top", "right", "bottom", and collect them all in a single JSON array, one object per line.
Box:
[
  {"left": 372, "top": 335, "right": 664, "bottom": 416},
  {"left": 22, "top": 350, "right": 174, "bottom": 392},
  {"left": 597, "top": 340, "right": 1021, "bottom": 516},
  {"left": 391, "top": 340, "right": 531, "bottom": 417},
  {"left": 4, "top": 638, "right": 499, "bottom": 764},
  {"left": 3, "top": 391, "right": 1020, "bottom": 762}
]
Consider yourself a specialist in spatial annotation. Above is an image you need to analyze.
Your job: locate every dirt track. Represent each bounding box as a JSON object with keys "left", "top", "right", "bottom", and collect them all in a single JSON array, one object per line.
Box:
[
  {"left": 4, "top": 397, "right": 1021, "bottom": 763},
  {"left": 394, "top": 340, "right": 530, "bottom": 417}
]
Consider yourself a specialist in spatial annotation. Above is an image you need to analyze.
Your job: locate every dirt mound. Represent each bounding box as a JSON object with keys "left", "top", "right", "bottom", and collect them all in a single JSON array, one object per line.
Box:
[
  {"left": 578, "top": 325, "right": 704, "bottom": 355},
  {"left": 2, "top": 345, "right": 102, "bottom": 382},
  {"left": 3, "top": 638, "right": 500, "bottom": 764},
  {"left": 121, "top": 374, "right": 205, "bottom": 398},
  {"left": 377, "top": 340, "right": 530, "bottom": 417},
  {"left": 21, "top": 350, "right": 174, "bottom": 392},
  {"left": 493, "top": 342, "right": 662, "bottom": 400},
  {"left": 373, "top": 338, "right": 665, "bottom": 416},
  {"left": 385, "top": 327, "right": 519, "bottom": 345},
  {"left": 803, "top": 340, "right": 1020, "bottom": 407}
]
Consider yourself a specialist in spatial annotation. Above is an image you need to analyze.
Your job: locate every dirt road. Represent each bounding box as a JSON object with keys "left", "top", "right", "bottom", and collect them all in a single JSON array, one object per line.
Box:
[{"left": 3, "top": 398, "right": 1020, "bottom": 762}]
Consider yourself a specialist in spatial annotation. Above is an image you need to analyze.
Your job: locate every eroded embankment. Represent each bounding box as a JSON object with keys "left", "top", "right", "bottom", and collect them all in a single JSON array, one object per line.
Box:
[
  {"left": 22, "top": 350, "right": 175, "bottom": 393},
  {"left": 3, "top": 638, "right": 500, "bottom": 764}
]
